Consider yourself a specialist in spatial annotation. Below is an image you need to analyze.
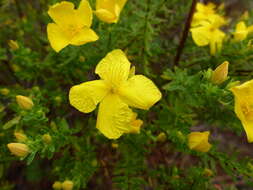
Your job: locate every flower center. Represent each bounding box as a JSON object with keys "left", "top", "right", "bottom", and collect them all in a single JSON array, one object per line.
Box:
[{"left": 65, "top": 25, "right": 82, "bottom": 39}]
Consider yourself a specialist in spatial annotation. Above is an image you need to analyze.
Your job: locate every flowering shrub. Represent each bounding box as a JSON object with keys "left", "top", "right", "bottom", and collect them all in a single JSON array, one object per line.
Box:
[{"left": 1, "top": 0, "right": 253, "bottom": 189}]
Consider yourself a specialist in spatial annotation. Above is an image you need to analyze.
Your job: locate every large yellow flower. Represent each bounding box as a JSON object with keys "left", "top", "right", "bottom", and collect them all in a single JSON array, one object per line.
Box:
[
  {"left": 191, "top": 15, "right": 226, "bottom": 55},
  {"left": 230, "top": 80, "right": 253, "bottom": 143},
  {"left": 69, "top": 49, "right": 162, "bottom": 139},
  {"left": 234, "top": 21, "right": 253, "bottom": 41},
  {"left": 188, "top": 131, "right": 211, "bottom": 153},
  {"left": 47, "top": 0, "right": 98, "bottom": 52},
  {"left": 95, "top": 0, "right": 127, "bottom": 23}
]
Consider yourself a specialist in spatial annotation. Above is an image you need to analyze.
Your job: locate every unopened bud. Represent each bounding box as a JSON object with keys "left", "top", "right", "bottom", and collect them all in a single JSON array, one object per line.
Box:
[
  {"left": 14, "top": 132, "right": 27, "bottom": 142},
  {"left": 79, "top": 56, "right": 86, "bottom": 62},
  {"left": 111, "top": 143, "right": 118, "bottom": 149},
  {"left": 7, "top": 143, "right": 29, "bottom": 157},
  {"left": 203, "top": 168, "right": 213, "bottom": 177},
  {"left": 157, "top": 132, "right": 167, "bottom": 142},
  {"left": 62, "top": 180, "right": 74, "bottom": 190},
  {"left": 0, "top": 88, "right": 10, "bottom": 95},
  {"left": 42, "top": 134, "right": 52, "bottom": 144},
  {"left": 16, "top": 95, "right": 34, "bottom": 110},
  {"left": 211, "top": 61, "right": 229, "bottom": 84},
  {"left": 8, "top": 40, "right": 19, "bottom": 50},
  {"left": 52, "top": 181, "right": 62, "bottom": 190}
]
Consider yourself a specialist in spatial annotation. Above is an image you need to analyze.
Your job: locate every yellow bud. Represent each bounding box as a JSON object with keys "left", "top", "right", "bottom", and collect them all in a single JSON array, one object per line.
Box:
[
  {"left": 52, "top": 181, "right": 62, "bottom": 190},
  {"left": 211, "top": 61, "right": 229, "bottom": 84},
  {"left": 14, "top": 132, "right": 27, "bottom": 142},
  {"left": 7, "top": 143, "right": 30, "bottom": 157},
  {"left": 111, "top": 143, "right": 119, "bottom": 149},
  {"left": 62, "top": 180, "right": 74, "bottom": 190},
  {"left": 203, "top": 168, "right": 213, "bottom": 177},
  {"left": 188, "top": 131, "right": 211, "bottom": 153},
  {"left": 0, "top": 88, "right": 10, "bottom": 95},
  {"left": 16, "top": 95, "right": 34, "bottom": 110},
  {"left": 79, "top": 56, "right": 86, "bottom": 62},
  {"left": 42, "top": 134, "right": 52, "bottom": 144},
  {"left": 8, "top": 40, "right": 19, "bottom": 50},
  {"left": 91, "top": 159, "right": 98, "bottom": 167},
  {"left": 157, "top": 132, "right": 167, "bottom": 142}
]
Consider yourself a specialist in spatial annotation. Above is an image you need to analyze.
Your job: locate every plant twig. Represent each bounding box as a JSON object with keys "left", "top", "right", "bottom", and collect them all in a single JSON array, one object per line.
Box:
[{"left": 174, "top": 0, "right": 198, "bottom": 67}]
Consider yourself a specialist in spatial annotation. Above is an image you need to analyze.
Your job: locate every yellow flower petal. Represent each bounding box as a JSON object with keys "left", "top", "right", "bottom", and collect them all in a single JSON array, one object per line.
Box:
[
  {"left": 117, "top": 0, "right": 128, "bottom": 10},
  {"left": 69, "top": 80, "right": 109, "bottom": 113},
  {"left": 70, "top": 27, "right": 99, "bottom": 46},
  {"left": 48, "top": 1, "right": 75, "bottom": 26},
  {"left": 234, "top": 21, "right": 248, "bottom": 41},
  {"left": 48, "top": 0, "right": 91, "bottom": 28},
  {"left": 96, "top": 94, "right": 134, "bottom": 139},
  {"left": 191, "top": 27, "right": 210, "bottom": 46},
  {"left": 47, "top": 23, "right": 69, "bottom": 52},
  {"left": 231, "top": 80, "right": 253, "bottom": 142},
  {"left": 96, "top": 0, "right": 116, "bottom": 12},
  {"left": 95, "top": 49, "right": 131, "bottom": 87},
  {"left": 77, "top": 0, "right": 93, "bottom": 27},
  {"left": 94, "top": 9, "right": 117, "bottom": 23},
  {"left": 118, "top": 75, "right": 162, "bottom": 110}
]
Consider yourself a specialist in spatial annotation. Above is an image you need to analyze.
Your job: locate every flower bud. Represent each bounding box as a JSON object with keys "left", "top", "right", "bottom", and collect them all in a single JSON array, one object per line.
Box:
[
  {"left": 62, "top": 180, "right": 74, "bottom": 190},
  {"left": 52, "top": 181, "right": 62, "bottom": 190},
  {"left": 7, "top": 143, "right": 30, "bottom": 157},
  {"left": 188, "top": 131, "right": 211, "bottom": 153},
  {"left": 42, "top": 134, "right": 52, "bottom": 144},
  {"left": 79, "top": 56, "right": 86, "bottom": 62},
  {"left": 111, "top": 143, "right": 118, "bottom": 149},
  {"left": 157, "top": 132, "right": 167, "bottom": 142},
  {"left": 0, "top": 88, "right": 10, "bottom": 95},
  {"left": 8, "top": 40, "right": 19, "bottom": 50},
  {"left": 16, "top": 95, "right": 34, "bottom": 110},
  {"left": 203, "top": 168, "right": 213, "bottom": 177},
  {"left": 14, "top": 132, "right": 27, "bottom": 142},
  {"left": 211, "top": 61, "right": 229, "bottom": 84}
]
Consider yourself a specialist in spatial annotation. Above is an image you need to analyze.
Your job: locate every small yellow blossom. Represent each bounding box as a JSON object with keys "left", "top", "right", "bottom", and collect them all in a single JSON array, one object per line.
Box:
[
  {"left": 69, "top": 49, "right": 161, "bottom": 139},
  {"left": 203, "top": 168, "right": 213, "bottom": 177},
  {"left": 47, "top": 0, "right": 98, "bottom": 52},
  {"left": 42, "top": 134, "right": 52, "bottom": 144},
  {"left": 111, "top": 143, "right": 119, "bottom": 149},
  {"left": 188, "top": 131, "right": 211, "bottom": 152},
  {"left": 157, "top": 132, "right": 167, "bottom": 142},
  {"left": 95, "top": 0, "right": 127, "bottom": 23},
  {"left": 0, "top": 88, "right": 10, "bottom": 96},
  {"left": 16, "top": 95, "right": 34, "bottom": 110},
  {"left": 8, "top": 40, "right": 19, "bottom": 50},
  {"left": 191, "top": 15, "right": 226, "bottom": 55},
  {"left": 14, "top": 132, "right": 27, "bottom": 142},
  {"left": 230, "top": 80, "right": 253, "bottom": 142},
  {"left": 62, "top": 180, "right": 74, "bottom": 190},
  {"left": 211, "top": 61, "right": 229, "bottom": 84},
  {"left": 234, "top": 21, "right": 253, "bottom": 41},
  {"left": 7, "top": 143, "right": 30, "bottom": 157},
  {"left": 52, "top": 181, "right": 62, "bottom": 190}
]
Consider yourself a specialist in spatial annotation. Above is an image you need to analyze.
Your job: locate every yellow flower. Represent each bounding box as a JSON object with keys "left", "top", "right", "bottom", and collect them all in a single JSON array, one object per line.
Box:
[
  {"left": 211, "top": 61, "right": 229, "bottom": 84},
  {"left": 188, "top": 131, "right": 211, "bottom": 152},
  {"left": 192, "top": 2, "right": 216, "bottom": 26},
  {"left": 7, "top": 143, "right": 30, "bottom": 157},
  {"left": 234, "top": 21, "right": 253, "bottom": 41},
  {"left": 52, "top": 181, "right": 62, "bottom": 190},
  {"left": 16, "top": 95, "right": 34, "bottom": 110},
  {"left": 230, "top": 80, "right": 253, "bottom": 143},
  {"left": 47, "top": 0, "right": 98, "bottom": 52},
  {"left": 191, "top": 15, "right": 226, "bottom": 55},
  {"left": 95, "top": 0, "right": 127, "bottom": 23},
  {"left": 62, "top": 180, "right": 74, "bottom": 190},
  {"left": 69, "top": 49, "right": 161, "bottom": 139}
]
